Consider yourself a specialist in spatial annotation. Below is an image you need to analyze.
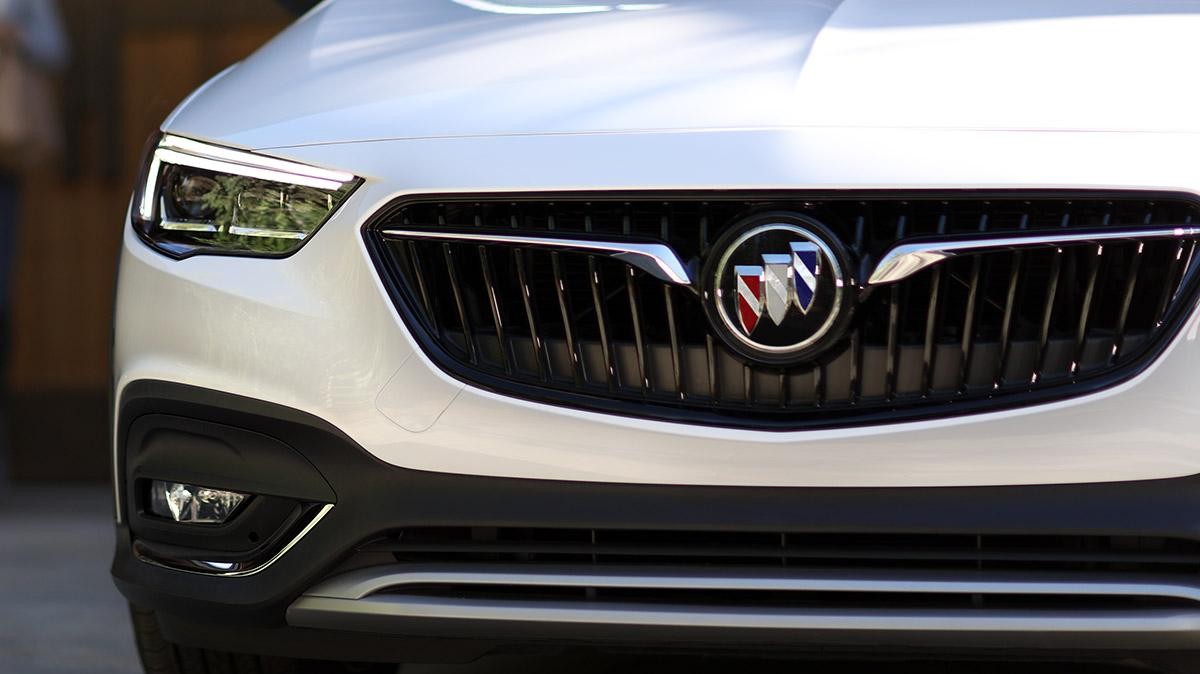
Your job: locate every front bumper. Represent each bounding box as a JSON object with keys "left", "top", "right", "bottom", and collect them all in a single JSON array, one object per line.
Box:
[
  {"left": 113, "top": 127, "right": 1200, "bottom": 664},
  {"left": 114, "top": 380, "right": 1200, "bottom": 662}
]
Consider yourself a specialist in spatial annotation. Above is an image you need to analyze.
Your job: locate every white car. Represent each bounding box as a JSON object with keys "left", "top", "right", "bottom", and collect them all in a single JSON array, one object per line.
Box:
[{"left": 110, "top": 1, "right": 1200, "bottom": 672}]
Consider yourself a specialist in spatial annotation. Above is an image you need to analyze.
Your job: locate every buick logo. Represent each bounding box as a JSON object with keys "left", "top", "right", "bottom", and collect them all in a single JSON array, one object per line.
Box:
[
  {"left": 735, "top": 242, "right": 821, "bottom": 334},
  {"left": 703, "top": 214, "right": 852, "bottom": 364}
]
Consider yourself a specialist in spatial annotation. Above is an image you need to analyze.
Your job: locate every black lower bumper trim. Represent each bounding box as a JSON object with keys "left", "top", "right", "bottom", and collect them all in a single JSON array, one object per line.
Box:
[{"left": 112, "top": 379, "right": 1200, "bottom": 661}]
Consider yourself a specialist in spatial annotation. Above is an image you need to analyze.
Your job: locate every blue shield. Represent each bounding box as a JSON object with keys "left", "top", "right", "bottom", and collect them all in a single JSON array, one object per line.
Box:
[{"left": 790, "top": 242, "right": 820, "bottom": 314}]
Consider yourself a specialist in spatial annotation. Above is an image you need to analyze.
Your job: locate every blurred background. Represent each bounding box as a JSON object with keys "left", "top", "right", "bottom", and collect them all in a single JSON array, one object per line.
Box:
[
  {"left": 2, "top": 0, "right": 293, "bottom": 483},
  {"left": 0, "top": 4, "right": 297, "bottom": 670}
]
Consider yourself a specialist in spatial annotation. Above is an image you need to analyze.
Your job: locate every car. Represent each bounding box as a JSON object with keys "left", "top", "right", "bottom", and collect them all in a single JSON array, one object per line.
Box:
[{"left": 110, "top": 1, "right": 1200, "bottom": 672}]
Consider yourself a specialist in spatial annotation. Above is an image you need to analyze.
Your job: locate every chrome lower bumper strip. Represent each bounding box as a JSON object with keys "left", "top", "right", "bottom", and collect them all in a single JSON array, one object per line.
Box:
[
  {"left": 288, "top": 564, "right": 1200, "bottom": 645},
  {"left": 291, "top": 594, "right": 1200, "bottom": 636},
  {"left": 297, "top": 564, "right": 1200, "bottom": 603}
]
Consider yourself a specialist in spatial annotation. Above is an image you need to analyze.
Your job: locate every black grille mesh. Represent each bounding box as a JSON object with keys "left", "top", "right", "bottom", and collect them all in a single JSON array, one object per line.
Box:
[
  {"left": 366, "top": 194, "right": 1200, "bottom": 427},
  {"left": 365, "top": 527, "right": 1200, "bottom": 576}
]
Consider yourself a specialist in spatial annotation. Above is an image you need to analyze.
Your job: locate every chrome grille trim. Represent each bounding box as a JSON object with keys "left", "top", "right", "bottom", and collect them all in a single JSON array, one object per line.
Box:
[
  {"left": 870, "top": 225, "right": 1200, "bottom": 285},
  {"left": 380, "top": 228, "right": 693, "bottom": 285},
  {"left": 385, "top": 224, "right": 1200, "bottom": 289}
]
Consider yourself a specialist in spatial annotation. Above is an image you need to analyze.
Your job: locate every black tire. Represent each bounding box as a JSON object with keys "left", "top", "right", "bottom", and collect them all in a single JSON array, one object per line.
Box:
[{"left": 130, "top": 604, "right": 401, "bottom": 674}]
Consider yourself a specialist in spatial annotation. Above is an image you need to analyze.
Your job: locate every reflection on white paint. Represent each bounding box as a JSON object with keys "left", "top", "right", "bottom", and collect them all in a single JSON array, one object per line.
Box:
[{"left": 450, "top": 0, "right": 666, "bottom": 15}]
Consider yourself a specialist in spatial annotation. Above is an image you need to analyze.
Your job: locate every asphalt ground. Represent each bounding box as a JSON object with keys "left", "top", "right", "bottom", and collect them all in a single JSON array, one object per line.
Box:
[{"left": 0, "top": 485, "right": 1163, "bottom": 674}]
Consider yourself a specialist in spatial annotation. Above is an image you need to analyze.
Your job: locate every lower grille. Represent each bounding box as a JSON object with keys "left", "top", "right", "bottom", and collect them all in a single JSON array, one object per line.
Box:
[
  {"left": 364, "top": 527, "right": 1200, "bottom": 577},
  {"left": 304, "top": 528, "right": 1200, "bottom": 617},
  {"left": 366, "top": 193, "right": 1200, "bottom": 428}
]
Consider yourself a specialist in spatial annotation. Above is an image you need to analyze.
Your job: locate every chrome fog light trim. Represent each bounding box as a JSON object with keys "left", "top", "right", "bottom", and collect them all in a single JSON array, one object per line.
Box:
[{"left": 133, "top": 503, "right": 335, "bottom": 577}]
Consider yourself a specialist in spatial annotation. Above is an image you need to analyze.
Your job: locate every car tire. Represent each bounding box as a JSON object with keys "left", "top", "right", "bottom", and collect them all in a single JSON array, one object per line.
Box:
[{"left": 129, "top": 604, "right": 401, "bottom": 674}]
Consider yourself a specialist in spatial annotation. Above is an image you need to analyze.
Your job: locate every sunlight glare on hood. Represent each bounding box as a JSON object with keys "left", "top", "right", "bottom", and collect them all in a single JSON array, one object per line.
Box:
[{"left": 450, "top": 0, "right": 667, "bottom": 15}]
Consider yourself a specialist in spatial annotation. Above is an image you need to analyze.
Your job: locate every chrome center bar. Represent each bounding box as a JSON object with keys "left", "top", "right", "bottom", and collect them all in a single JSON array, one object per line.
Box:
[
  {"left": 869, "top": 226, "right": 1200, "bottom": 286},
  {"left": 379, "top": 228, "right": 693, "bottom": 285},
  {"left": 384, "top": 224, "right": 1200, "bottom": 289}
]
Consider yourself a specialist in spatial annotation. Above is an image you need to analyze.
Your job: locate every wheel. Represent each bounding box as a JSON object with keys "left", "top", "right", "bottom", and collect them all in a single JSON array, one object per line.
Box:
[{"left": 129, "top": 604, "right": 401, "bottom": 674}]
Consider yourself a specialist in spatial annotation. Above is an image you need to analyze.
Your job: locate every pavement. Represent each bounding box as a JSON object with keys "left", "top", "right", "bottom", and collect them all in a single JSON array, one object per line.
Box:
[{"left": 0, "top": 484, "right": 1162, "bottom": 674}]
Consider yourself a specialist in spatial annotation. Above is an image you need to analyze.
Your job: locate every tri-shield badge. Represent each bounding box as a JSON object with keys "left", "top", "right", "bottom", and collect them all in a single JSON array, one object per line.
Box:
[
  {"left": 707, "top": 217, "right": 849, "bottom": 364},
  {"left": 734, "top": 241, "right": 822, "bottom": 336}
]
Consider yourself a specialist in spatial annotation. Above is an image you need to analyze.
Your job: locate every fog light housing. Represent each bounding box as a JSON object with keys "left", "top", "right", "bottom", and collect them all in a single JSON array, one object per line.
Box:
[{"left": 148, "top": 481, "right": 248, "bottom": 524}]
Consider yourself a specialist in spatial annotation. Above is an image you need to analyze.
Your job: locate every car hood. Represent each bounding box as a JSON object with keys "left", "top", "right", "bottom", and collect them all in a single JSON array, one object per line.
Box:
[{"left": 165, "top": 0, "right": 1200, "bottom": 150}]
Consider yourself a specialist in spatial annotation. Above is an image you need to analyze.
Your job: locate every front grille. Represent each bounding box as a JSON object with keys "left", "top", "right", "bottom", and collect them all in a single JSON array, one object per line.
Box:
[{"left": 365, "top": 193, "right": 1200, "bottom": 428}]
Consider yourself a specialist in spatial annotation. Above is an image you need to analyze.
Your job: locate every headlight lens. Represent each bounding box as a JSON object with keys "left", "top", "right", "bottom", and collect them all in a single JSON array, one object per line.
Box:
[{"left": 131, "top": 133, "right": 360, "bottom": 258}]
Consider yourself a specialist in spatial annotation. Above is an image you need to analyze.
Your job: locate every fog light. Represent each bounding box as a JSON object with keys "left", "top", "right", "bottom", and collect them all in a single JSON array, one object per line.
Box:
[{"left": 148, "top": 481, "right": 247, "bottom": 524}]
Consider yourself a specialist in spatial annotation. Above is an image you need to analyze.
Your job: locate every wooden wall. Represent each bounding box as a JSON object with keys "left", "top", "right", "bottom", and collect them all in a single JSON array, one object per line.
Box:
[{"left": 5, "top": 1, "right": 291, "bottom": 480}]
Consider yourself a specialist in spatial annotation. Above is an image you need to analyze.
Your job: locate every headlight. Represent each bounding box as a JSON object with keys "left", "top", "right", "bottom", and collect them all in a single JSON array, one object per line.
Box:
[{"left": 131, "top": 133, "right": 360, "bottom": 258}]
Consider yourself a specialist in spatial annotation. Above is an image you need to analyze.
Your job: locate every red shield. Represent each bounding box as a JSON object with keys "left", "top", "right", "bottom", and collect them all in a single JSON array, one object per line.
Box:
[{"left": 735, "top": 267, "right": 763, "bottom": 335}]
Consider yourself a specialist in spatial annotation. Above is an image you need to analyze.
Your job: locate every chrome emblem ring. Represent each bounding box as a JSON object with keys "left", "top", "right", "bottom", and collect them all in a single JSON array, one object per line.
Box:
[{"left": 703, "top": 213, "right": 853, "bottom": 364}]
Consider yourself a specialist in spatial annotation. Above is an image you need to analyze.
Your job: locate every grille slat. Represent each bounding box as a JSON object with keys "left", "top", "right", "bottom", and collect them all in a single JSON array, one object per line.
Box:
[
  {"left": 1156, "top": 237, "right": 1189, "bottom": 323},
  {"left": 625, "top": 267, "right": 649, "bottom": 394},
  {"left": 405, "top": 240, "right": 436, "bottom": 336},
  {"left": 884, "top": 286, "right": 901, "bottom": 401},
  {"left": 918, "top": 210, "right": 950, "bottom": 396},
  {"left": 1033, "top": 248, "right": 1064, "bottom": 384},
  {"left": 477, "top": 245, "right": 511, "bottom": 375},
  {"left": 587, "top": 255, "right": 616, "bottom": 390},
  {"left": 1111, "top": 243, "right": 1143, "bottom": 364},
  {"left": 368, "top": 194, "right": 1200, "bottom": 428},
  {"left": 584, "top": 211, "right": 618, "bottom": 391},
  {"left": 850, "top": 212, "right": 869, "bottom": 404},
  {"left": 919, "top": 271, "right": 942, "bottom": 397},
  {"left": 704, "top": 334, "right": 719, "bottom": 402},
  {"left": 958, "top": 257, "right": 983, "bottom": 394},
  {"left": 1183, "top": 243, "right": 1199, "bottom": 305},
  {"left": 663, "top": 286, "right": 684, "bottom": 399},
  {"left": 1072, "top": 245, "right": 1103, "bottom": 376},
  {"left": 441, "top": 242, "right": 477, "bottom": 364},
  {"left": 883, "top": 213, "right": 906, "bottom": 400},
  {"left": 994, "top": 251, "right": 1023, "bottom": 388},
  {"left": 549, "top": 251, "right": 584, "bottom": 386},
  {"left": 1170, "top": 244, "right": 1190, "bottom": 318},
  {"left": 512, "top": 248, "right": 549, "bottom": 382}
]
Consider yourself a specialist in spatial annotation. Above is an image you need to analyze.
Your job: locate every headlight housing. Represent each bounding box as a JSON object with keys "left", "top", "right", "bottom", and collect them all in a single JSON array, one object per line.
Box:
[{"left": 131, "top": 133, "right": 361, "bottom": 258}]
